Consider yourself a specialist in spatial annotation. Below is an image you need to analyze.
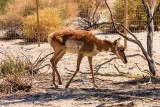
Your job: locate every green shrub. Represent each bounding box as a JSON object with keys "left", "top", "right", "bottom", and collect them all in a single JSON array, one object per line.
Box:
[
  {"left": 0, "top": 0, "right": 15, "bottom": 15},
  {"left": 112, "top": 0, "right": 160, "bottom": 31},
  {"left": 113, "top": 0, "right": 145, "bottom": 25},
  {"left": 0, "top": 55, "right": 26, "bottom": 76},
  {"left": 23, "top": 8, "right": 62, "bottom": 42}
]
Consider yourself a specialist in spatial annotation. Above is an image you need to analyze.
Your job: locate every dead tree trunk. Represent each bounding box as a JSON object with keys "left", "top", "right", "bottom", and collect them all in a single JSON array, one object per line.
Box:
[{"left": 142, "top": 0, "right": 157, "bottom": 76}]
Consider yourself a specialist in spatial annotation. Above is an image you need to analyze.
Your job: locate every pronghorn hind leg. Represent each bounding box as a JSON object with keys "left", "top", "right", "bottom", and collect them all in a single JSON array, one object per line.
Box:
[
  {"left": 88, "top": 56, "right": 98, "bottom": 88},
  {"left": 65, "top": 54, "right": 84, "bottom": 88},
  {"left": 50, "top": 50, "right": 64, "bottom": 87},
  {"left": 54, "top": 51, "right": 66, "bottom": 85}
]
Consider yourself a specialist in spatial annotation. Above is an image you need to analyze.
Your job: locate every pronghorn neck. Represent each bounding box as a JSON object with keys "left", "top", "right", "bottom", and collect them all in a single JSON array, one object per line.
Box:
[{"left": 95, "top": 39, "right": 113, "bottom": 52}]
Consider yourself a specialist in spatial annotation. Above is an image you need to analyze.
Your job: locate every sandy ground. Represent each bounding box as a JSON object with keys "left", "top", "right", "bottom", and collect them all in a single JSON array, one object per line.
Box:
[{"left": 0, "top": 30, "right": 160, "bottom": 107}]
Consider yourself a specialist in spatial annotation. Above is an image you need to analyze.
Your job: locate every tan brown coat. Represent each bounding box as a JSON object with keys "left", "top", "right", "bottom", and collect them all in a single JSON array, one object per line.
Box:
[{"left": 48, "top": 29, "right": 127, "bottom": 88}]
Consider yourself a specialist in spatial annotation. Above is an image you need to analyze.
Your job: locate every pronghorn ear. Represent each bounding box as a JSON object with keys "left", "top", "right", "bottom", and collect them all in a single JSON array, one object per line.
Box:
[{"left": 113, "top": 38, "right": 121, "bottom": 46}]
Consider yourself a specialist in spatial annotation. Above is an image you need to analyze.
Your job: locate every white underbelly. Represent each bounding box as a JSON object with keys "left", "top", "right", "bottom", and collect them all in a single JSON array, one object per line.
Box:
[
  {"left": 83, "top": 51, "right": 98, "bottom": 56},
  {"left": 65, "top": 40, "right": 83, "bottom": 54},
  {"left": 65, "top": 40, "right": 99, "bottom": 56}
]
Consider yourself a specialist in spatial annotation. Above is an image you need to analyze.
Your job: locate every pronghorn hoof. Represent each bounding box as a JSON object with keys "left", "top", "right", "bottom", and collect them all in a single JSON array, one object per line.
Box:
[
  {"left": 51, "top": 83, "right": 58, "bottom": 88},
  {"left": 94, "top": 84, "right": 99, "bottom": 89},
  {"left": 59, "top": 81, "right": 62, "bottom": 85},
  {"left": 65, "top": 85, "right": 69, "bottom": 88}
]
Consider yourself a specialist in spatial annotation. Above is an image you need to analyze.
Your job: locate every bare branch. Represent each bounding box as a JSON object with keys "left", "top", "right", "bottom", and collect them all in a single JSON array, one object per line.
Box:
[
  {"left": 92, "top": 0, "right": 100, "bottom": 24},
  {"left": 39, "top": 52, "right": 54, "bottom": 62},
  {"left": 24, "top": 52, "right": 54, "bottom": 75},
  {"left": 135, "top": 63, "right": 150, "bottom": 74},
  {"left": 33, "top": 51, "right": 42, "bottom": 65},
  {"left": 114, "top": 64, "right": 126, "bottom": 75},
  {"left": 94, "top": 53, "right": 159, "bottom": 74},
  {"left": 104, "top": 0, "right": 140, "bottom": 45},
  {"left": 78, "top": 0, "right": 101, "bottom": 29},
  {"left": 37, "top": 64, "right": 51, "bottom": 71}
]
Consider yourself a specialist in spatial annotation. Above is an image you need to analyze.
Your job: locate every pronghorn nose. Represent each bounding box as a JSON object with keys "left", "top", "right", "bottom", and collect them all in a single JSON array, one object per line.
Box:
[
  {"left": 124, "top": 56, "right": 127, "bottom": 63},
  {"left": 124, "top": 60, "right": 127, "bottom": 63}
]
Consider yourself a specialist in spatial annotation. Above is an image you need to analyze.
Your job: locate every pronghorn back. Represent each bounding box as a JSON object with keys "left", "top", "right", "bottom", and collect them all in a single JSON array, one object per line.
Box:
[
  {"left": 48, "top": 29, "right": 99, "bottom": 45},
  {"left": 48, "top": 30, "right": 102, "bottom": 55}
]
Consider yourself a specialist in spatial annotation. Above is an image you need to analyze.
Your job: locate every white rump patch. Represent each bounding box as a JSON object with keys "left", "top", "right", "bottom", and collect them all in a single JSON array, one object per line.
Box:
[
  {"left": 65, "top": 40, "right": 84, "bottom": 54},
  {"left": 48, "top": 32, "right": 55, "bottom": 44}
]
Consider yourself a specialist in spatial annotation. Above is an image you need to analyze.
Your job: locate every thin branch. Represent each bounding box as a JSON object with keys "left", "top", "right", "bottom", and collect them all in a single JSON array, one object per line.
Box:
[
  {"left": 135, "top": 63, "right": 150, "bottom": 74},
  {"left": 38, "top": 52, "right": 54, "bottom": 62},
  {"left": 92, "top": 0, "right": 100, "bottom": 24},
  {"left": 94, "top": 53, "right": 158, "bottom": 73},
  {"left": 21, "top": 52, "right": 32, "bottom": 64},
  {"left": 33, "top": 51, "right": 42, "bottom": 65},
  {"left": 66, "top": 68, "right": 126, "bottom": 77},
  {"left": 37, "top": 64, "right": 51, "bottom": 71},
  {"left": 149, "top": 2, "right": 159, "bottom": 23},
  {"left": 114, "top": 64, "right": 126, "bottom": 75},
  {"left": 104, "top": 0, "right": 139, "bottom": 45}
]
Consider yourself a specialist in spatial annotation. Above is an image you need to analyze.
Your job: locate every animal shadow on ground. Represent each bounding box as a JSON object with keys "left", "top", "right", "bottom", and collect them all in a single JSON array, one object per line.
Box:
[{"left": 1, "top": 77, "right": 160, "bottom": 106}]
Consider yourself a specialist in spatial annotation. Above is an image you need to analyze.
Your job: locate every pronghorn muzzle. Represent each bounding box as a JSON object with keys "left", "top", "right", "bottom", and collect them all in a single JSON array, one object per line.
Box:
[
  {"left": 123, "top": 55, "right": 127, "bottom": 63},
  {"left": 122, "top": 53, "right": 127, "bottom": 64}
]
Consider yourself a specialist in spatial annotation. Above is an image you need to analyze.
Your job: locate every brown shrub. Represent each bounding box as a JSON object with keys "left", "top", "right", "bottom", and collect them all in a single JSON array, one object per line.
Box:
[{"left": 0, "top": 75, "right": 32, "bottom": 94}]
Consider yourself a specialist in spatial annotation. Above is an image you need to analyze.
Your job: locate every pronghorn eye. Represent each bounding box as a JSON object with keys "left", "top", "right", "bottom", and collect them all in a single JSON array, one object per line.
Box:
[{"left": 120, "top": 49, "right": 124, "bottom": 52}]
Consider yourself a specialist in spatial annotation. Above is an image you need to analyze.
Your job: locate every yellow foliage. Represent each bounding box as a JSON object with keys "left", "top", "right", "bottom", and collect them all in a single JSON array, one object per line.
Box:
[
  {"left": 23, "top": 8, "right": 62, "bottom": 42},
  {"left": 1, "top": 0, "right": 36, "bottom": 28},
  {"left": 41, "top": 0, "right": 79, "bottom": 19}
]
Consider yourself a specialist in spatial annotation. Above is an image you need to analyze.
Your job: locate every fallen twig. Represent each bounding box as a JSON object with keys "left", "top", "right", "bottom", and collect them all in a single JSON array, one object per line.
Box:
[
  {"left": 97, "top": 101, "right": 134, "bottom": 107},
  {"left": 135, "top": 63, "right": 150, "bottom": 74},
  {"left": 95, "top": 53, "right": 160, "bottom": 73},
  {"left": 114, "top": 64, "right": 126, "bottom": 75}
]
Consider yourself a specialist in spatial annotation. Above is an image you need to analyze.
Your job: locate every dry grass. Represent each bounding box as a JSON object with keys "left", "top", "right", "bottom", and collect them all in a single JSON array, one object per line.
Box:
[
  {"left": 0, "top": 52, "right": 32, "bottom": 94},
  {"left": 0, "top": 75, "right": 32, "bottom": 94}
]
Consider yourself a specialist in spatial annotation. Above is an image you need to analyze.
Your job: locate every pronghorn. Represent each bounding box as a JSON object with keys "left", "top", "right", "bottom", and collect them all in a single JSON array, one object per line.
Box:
[{"left": 48, "top": 29, "right": 127, "bottom": 88}]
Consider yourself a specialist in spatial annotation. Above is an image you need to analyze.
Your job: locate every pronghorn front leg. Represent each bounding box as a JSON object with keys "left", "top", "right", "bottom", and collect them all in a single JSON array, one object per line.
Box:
[
  {"left": 88, "top": 56, "right": 98, "bottom": 88},
  {"left": 65, "top": 54, "right": 84, "bottom": 88}
]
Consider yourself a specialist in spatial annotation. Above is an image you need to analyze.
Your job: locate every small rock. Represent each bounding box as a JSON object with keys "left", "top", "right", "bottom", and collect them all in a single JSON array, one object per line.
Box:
[{"left": 128, "top": 67, "right": 134, "bottom": 70}]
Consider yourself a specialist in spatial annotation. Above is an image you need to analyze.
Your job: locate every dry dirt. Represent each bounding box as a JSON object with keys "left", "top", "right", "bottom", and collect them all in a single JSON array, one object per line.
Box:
[{"left": 0, "top": 30, "right": 160, "bottom": 107}]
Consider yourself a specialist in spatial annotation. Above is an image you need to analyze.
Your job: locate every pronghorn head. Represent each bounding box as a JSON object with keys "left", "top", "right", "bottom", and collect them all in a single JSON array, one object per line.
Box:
[{"left": 112, "top": 38, "right": 127, "bottom": 64}]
